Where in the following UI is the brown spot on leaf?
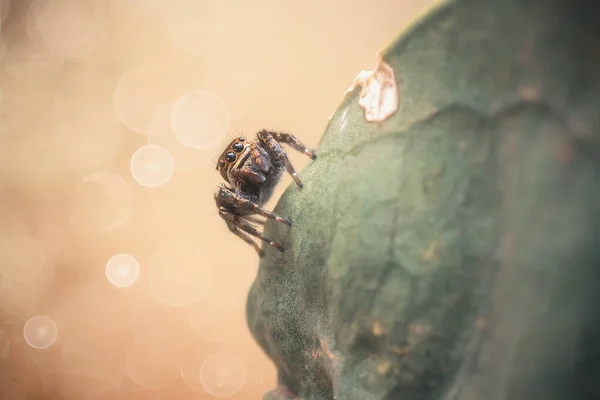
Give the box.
[376,361,392,376]
[422,241,440,262]
[407,322,433,347]
[372,321,385,337]
[319,337,340,365]
[311,349,320,360]
[518,84,539,101]
[475,318,488,330]
[553,141,576,165]
[389,346,409,356]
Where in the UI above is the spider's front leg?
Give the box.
[215,186,292,226]
[256,129,316,188]
[269,131,317,160]
[249,142,271,173]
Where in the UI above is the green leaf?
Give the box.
[247,1,600,399]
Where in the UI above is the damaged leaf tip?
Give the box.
[345,52,399,123]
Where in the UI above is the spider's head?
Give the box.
[216,137,250,185]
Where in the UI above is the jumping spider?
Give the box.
[215,129,316,256]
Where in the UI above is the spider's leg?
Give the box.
[225,221,264,256]
[257,130,305,188]
[269,131,317,160]
[219,208,284,252]
[244,215,266,225]
[249,142,271,172]
[216,186,291,226]
[231,166,266,184]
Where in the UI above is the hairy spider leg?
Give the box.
[270,132,317,160]
[216,186,291,226]
[219,208,284,253]
[249,142,271,172]
[244,215,267,225]
[257,129,315,188]
[225,221,264,256]
[231,166,266,185]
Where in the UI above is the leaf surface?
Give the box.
[248,1,600,399]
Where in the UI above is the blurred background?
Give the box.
[0,0,435,398]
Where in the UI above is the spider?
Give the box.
[214,129,316,256]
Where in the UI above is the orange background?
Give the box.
[0,1,434,399]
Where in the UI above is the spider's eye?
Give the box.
[218,160,225,168]
[238,137,245,142]
[232,142,244,153]
[225,152,236,163]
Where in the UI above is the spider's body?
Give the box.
[214,129,316,256]
[216,135,284,208]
